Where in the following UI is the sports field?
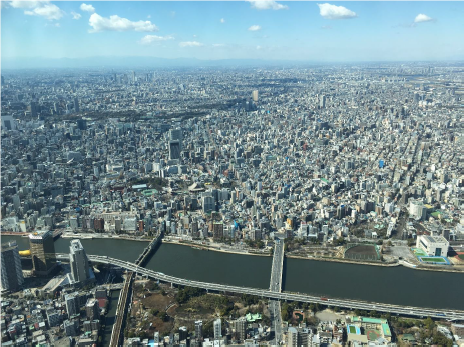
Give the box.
[418,256,450,265]
[348,325,361,335]
[367,329,381,341]
[420,257,446,263]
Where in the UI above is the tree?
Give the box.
[424,317,435,330]
[157,311,168,322]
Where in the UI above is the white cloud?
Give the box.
[414,13,433,23]
[24,3,64,20]
[212,43,225,47]
[220,18,225,23]
[80,3,95,13]
[88,13,159,33]
[9,1,47,9]
[179,41,203,47]
[248,0,288,10]
[248,25,261,31]
[317,3,357,20]
[71,11,81,20]
[139,35,174,45]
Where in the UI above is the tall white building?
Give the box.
[69,240,90,284]
[409,199,427,220]
[252,90,259,102]
[213,318,222,340]
[1,241,24,292]
[416,235,449,257]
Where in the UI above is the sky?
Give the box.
[2,0,464,63]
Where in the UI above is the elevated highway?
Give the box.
[269,238,285,344]
[56,254,464,321]
[270,238,284,293]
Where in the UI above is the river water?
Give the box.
[2,235,463,310]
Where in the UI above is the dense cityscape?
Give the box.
[1,62,464,346]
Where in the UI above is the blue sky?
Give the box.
[2,1,464,62]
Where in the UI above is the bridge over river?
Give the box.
[56,253,464,322]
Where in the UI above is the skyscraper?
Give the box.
[169,140,181,160]
[30,101,38,118]
[1,241,24,292]
[74,97,79,113]
[252,90,259,102]
[69,239,90,284]
[320,95,326,108]
[85,298,100,320]
[65,292,81,317]
[169,128,183,142]
[29,230,57,276]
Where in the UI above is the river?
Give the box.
[2,235,463,310]
[101,290,120,346]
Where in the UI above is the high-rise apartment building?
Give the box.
[169,140,181,160]
[85,298,100,320]
[1,241,24,292]
[69,239,90,284]
[287,327,298,346]
[65,292,81,317]
[320,94,326,108]
[29,230,57,276]
[195,320,203,339]
[213,318,222,340]
[252,90,259,102]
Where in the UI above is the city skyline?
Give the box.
[2,0,464,68]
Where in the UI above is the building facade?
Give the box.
[69,239,90,284]
[29,230,57,276]
[1,241,24,292]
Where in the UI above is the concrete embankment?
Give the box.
[287,254,400,267]
[162,239,272,257]
[61,233,150,242]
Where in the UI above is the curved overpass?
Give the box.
[56,253,464,321]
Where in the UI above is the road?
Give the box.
[270,238,285,293]
[269,238,285,344]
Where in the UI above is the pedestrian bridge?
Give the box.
[55,253,464,321]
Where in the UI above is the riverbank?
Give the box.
[161,239,272,257]
[1,232,29,238]
[286,254,400,267]
[61,233,150,243]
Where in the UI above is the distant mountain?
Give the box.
[1,56,323,70]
